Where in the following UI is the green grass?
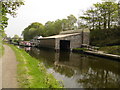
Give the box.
[73,48,88,51]
[99,46,120,55]
[9,44,62,88]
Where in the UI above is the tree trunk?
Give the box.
[108,13,111,29]
[92,13,95,30]
[99,20,101,29]
[104,14,107,29]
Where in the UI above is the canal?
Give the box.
[25,47,120,88]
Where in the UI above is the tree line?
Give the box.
[79,0,119,30]
[22,15,77,40]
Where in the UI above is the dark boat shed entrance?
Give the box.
[60,40,70,51]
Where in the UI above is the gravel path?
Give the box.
[2,45,18,88]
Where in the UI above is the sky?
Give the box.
[4,0,110,37]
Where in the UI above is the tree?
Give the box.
[12,34,20,42]
[22,22,44,40]
[61,19,68,30]
[44,21,55,36]
[60,15,77,30]
[0,1,24,31]
[67,14,77,30]
[82,7,97,30]
[22,15,77,40]
[44,20,63,36]
[98,1,117,29]
[79,0,118,30]
[53,19,63,34]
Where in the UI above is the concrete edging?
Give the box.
[72,49,120,61]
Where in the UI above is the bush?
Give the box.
[99,46,120,55]
[90,27,120,46]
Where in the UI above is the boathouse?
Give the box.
[37,28,90,51]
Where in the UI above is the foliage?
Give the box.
[22,22,44,40]
[73,48,88,51]
[65,14,77,30]
[90,27,120,46]
[79,0,118,30]
[99,45,120,55]
[0,30,7,38]
[22,14,77,40]
[9,44,62,88]
[0,0,24,31]
[12,34,22,42]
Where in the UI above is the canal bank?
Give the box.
[72,48,120,61]
[84,51,120,60]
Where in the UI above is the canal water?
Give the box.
[25,47,120,88]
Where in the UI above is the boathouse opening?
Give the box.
[60,40,70,51]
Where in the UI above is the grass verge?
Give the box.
[73,48,88,51]
[99,45,120,55]
[9,44,62,88]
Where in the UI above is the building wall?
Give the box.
[38,38,55,49]
[55,34,82,50]
[83,32,90,45]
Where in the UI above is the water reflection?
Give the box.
[28,47,120,88]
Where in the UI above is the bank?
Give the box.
[9,44,62,88]
[73,45,120,61]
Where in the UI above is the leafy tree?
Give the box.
[13,34,19,39]
[53,19,63,34]
[12,34,20,42]
[22,22,44,40]
[0,0,24,31]
[98,1,117,29]
[44,21,55,36]
[61,19,68,30]
[79,0,118,30]
[61,15,77,30]
[22,15,77,40]
[67,14,77,30]
[80,7,97,30]
[44,20,63,36]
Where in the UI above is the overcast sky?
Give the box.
[4,0,112,37]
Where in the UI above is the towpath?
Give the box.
[2,45,18,88]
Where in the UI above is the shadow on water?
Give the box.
[24,47,120,88]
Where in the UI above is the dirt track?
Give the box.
[2,45,18,88]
